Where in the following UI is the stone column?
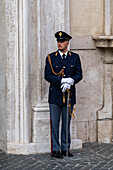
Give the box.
[6,0,32,154]
[19,0,31,144]
[6,0,20,144]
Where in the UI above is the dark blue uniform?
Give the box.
[45,31,83,158]
[45,50,83,154]
[45,50,83,105]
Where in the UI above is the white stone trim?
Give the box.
[19,0,31,144]
[6,0,19,143]
[64,0,70,34]
[19,0,24,144]
[15,0,19,143]
[6,0,31,145]
[105,0,110,35]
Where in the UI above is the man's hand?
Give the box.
[61,83,71,92]
[61,78,74,85]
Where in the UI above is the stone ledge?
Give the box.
[33,105,49,112]
[92,36,113,48]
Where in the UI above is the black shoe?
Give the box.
[51,151,63,159]
[61,150,73,157]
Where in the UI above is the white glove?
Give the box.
[61,83,71,92]
[61,78,74,86]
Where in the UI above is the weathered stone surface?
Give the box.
[71,139,82,149]
[98,120,112,143]
[0,1,6,151]
[73,49,104,121]
[70,0,104,36]
[72,120,97,143]
[0,0,113,155]
[7,143,51,154]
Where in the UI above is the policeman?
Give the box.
[44,31,83,158]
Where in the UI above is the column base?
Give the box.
[7,139,82,155]
[7,143,51,155]
[71,139,82,149]
[0,140,7,152]
[32,105,82,154]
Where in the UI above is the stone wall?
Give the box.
[70,0,104,36]
[70,0,113,143]
[111,0,113,34]
[0,1,7,151]
[70,0,104,142]
[0,0,113,154]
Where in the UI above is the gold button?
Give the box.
[64,75,66,77]
[63,66,65,68]
[71,65,73,67]
[56,66,58,68]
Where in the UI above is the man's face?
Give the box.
[57,40,69,52]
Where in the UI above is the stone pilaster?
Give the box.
[0,1,7,151]
[92,0,113,143]
[6,0,32,153]
[32,0,82,153]
[105,0,110,35]
[6,0,20,144]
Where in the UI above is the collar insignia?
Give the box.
[69,52,71,56]
[55,52,58,56]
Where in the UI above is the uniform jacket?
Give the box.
[44,50,83,106]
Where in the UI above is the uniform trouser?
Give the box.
[49,104,73,152]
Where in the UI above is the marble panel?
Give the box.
[70,0,104,36]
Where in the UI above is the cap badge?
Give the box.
[59,32,62,37]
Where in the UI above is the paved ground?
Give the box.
[1,142,113,169]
